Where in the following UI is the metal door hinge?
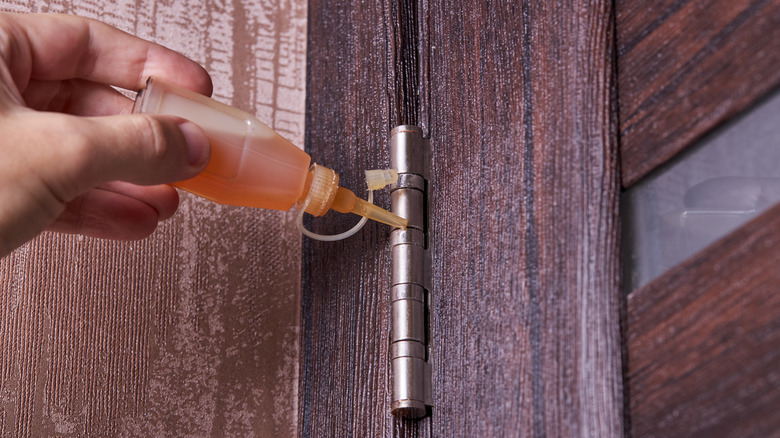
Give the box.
[389,125,432,419]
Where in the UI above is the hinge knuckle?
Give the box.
[389,125,432,418]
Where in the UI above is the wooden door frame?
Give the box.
[300,0,623,436]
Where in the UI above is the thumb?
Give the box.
[0,111,209,255]
[73,114,211,190]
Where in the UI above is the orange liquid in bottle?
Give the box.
[133,77,311,210]
[172,130,311,210]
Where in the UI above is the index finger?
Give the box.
[3,13,212,95]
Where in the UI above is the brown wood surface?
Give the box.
[0,1,307,436]
[300,0,624,436]
[627,204,780,438]
[298,0,411,435]
[617,0,780,187]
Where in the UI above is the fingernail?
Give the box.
[177,121,211,167]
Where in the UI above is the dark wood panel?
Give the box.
[427,1,624,436]
[302,0,623,435]
[617,0,780,187]
[298,0,430,436]
[627,204,780,438]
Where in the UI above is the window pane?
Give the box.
[623,87,780,292]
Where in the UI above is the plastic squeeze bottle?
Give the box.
[132,77,407,230]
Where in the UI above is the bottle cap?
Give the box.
[301,164,339,217]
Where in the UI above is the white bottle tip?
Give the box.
[365,169,399,190]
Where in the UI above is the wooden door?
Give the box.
[301,0,779,436]
[618,0,780,437]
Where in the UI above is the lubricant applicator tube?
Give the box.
[132,77,407,229]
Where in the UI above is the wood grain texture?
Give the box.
[0,1,307,436]
[300,0,624,436]
[617,0,780,187]
[626,203,780,438]
[427,1,623,436]
[298,0,412,435]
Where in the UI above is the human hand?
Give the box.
[0,13,213,257]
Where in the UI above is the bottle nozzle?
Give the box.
[350,196,408,229]
[298,164,407,229]
[331,186,408,229]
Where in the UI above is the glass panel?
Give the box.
[623,87,780,292]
